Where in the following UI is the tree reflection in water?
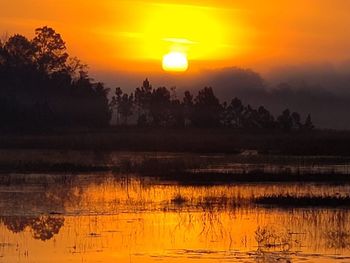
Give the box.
[254,225,295,263]
[0,173,350,262]
[0,216,64,241]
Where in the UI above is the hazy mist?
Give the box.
[92,63,350,129]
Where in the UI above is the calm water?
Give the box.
[0,173,350,263]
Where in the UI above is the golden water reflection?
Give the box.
[0,174,349,262]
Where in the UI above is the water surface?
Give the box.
[0,173,350,262]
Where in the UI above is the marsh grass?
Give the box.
[171,194,188,205]
[169,193,247,210]
[113,156,203,175]
[255,194,350,208]
[110,155,350,184]
[325,231,350,249]
[1,155,350,184]
[255,226,294,251]
[170,193,350,211]
[0,161,109,174]
[1,145,350,185]
[3,128,350,155]
[0,173,78,186]
[178,170,350,184]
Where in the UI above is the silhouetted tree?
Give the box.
[257,106,275,129]
[110,87,123,125]
[304,114,314,130]
[291,112,302,130]
[66,56,87,79]
[3,35,34,68]
[182,91,194,127]
[92,82,112,126]
[0,26,315,132]
[221,101,229,126]
[135,79,153,126]
[32,26,68,74]
[169,98,185,127]
[119,93,134,125]
[192,87,222,127]
[150,87,171,126]
[226,97,244,128]
[0,26,111,130]
[277,109,293,131]
[241,105,260,129]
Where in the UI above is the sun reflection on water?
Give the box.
[0,174,349,262]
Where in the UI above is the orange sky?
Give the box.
[1,0,350,73]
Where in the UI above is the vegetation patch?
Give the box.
[255,195,350,208]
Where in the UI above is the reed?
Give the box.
[255,194,350,207]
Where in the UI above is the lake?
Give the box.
[0,171,350,263]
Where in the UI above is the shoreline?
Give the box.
[1,128,350,155]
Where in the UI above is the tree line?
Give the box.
[0,26,111,130]
[0,26,314,131]
[110,79,314,130]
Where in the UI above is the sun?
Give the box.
[162,52,189,72]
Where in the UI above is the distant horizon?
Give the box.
[89,62,350,91]
[90,63,350,130]
[2,25,350,129]
[2,0,350,130]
